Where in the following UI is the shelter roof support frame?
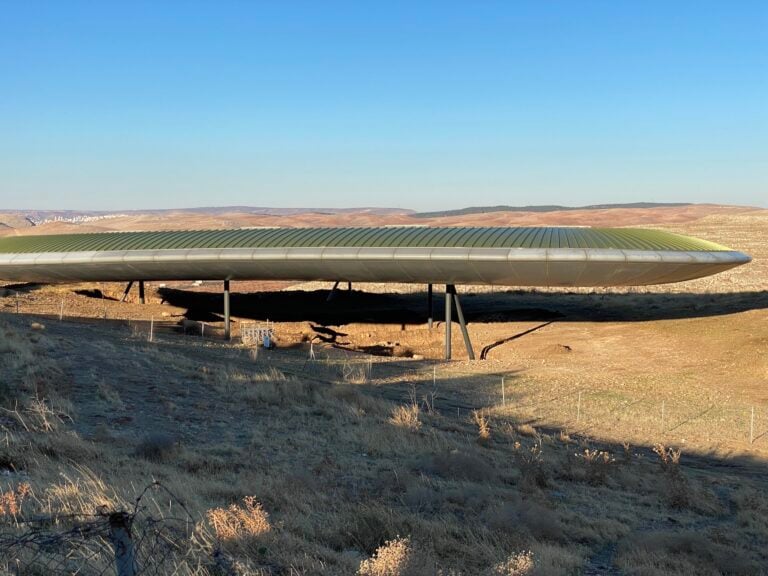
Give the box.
[427,283,433,330]
[224,280,231,341]
[444,284,475,361]
[120,281,134,303]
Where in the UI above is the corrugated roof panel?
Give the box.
[0,226,736,253]
[265,228,298,248]
[402,227,433,247]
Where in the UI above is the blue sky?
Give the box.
[1,1,766,210]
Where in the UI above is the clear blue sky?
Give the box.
[1,1,766,211]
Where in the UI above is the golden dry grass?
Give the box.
[1,206,767,574]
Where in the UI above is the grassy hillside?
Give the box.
[1,313,767,575]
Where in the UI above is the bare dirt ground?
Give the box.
[1,204,767,575]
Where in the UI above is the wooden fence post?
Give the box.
[108,512,136,576]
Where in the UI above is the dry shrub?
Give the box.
[652,444,690,509]
[0,482,31,519]
[427,450,496,482]
[616,531,758,576]
[490,550,534,575]
[134,433,180,462]
[653,443,681,470]
[473,410,491,444]
[358,536,412,576]
[357,536,433,576]
[575,449,615,485]
[390,404,421,431]
[207,496,271,541]
[513,441,548,489]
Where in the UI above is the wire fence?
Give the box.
[0,288,233,342]
[3,287,766,451]
[283,349,768,451]
[0,483,228,576]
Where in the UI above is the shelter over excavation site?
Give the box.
[0,226,750,286]
[0,226,750,359]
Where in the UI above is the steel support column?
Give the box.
[444,284,452,360]
[445,284,475,361]
[223,279,231,340]
[427,283,433,329]
[327,281,340,302]
[120,281,134,303]
[451,285,475,360]
[138,281,145,304]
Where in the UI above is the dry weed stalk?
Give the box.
[207,496,271,541]
[577,448,616,485]
[27,396,64,432]
[472,410,491,444]
[653,443,682,470]
[513,440,547,489]
[652,444,689,509]
[0,482,32,520]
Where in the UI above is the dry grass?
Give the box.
[389,404,422,431]
[207,496,271,541]
[1,240,767,576]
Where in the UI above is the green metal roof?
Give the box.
[0,226,732,253]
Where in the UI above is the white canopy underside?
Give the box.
[0,247,749,286]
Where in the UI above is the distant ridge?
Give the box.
[413,202,692,218]
[2,206,413,225]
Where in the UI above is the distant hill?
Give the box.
[413,203,693,218]
[3,206,413,225]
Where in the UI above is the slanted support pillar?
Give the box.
[120,281,134,303]
[444,284,475,361]
[223,280,231,341]
[444,284,452,360]
[327,281,340,302]
[138,281,145,304]
[451,285,475,360]
[427,283,433,330]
